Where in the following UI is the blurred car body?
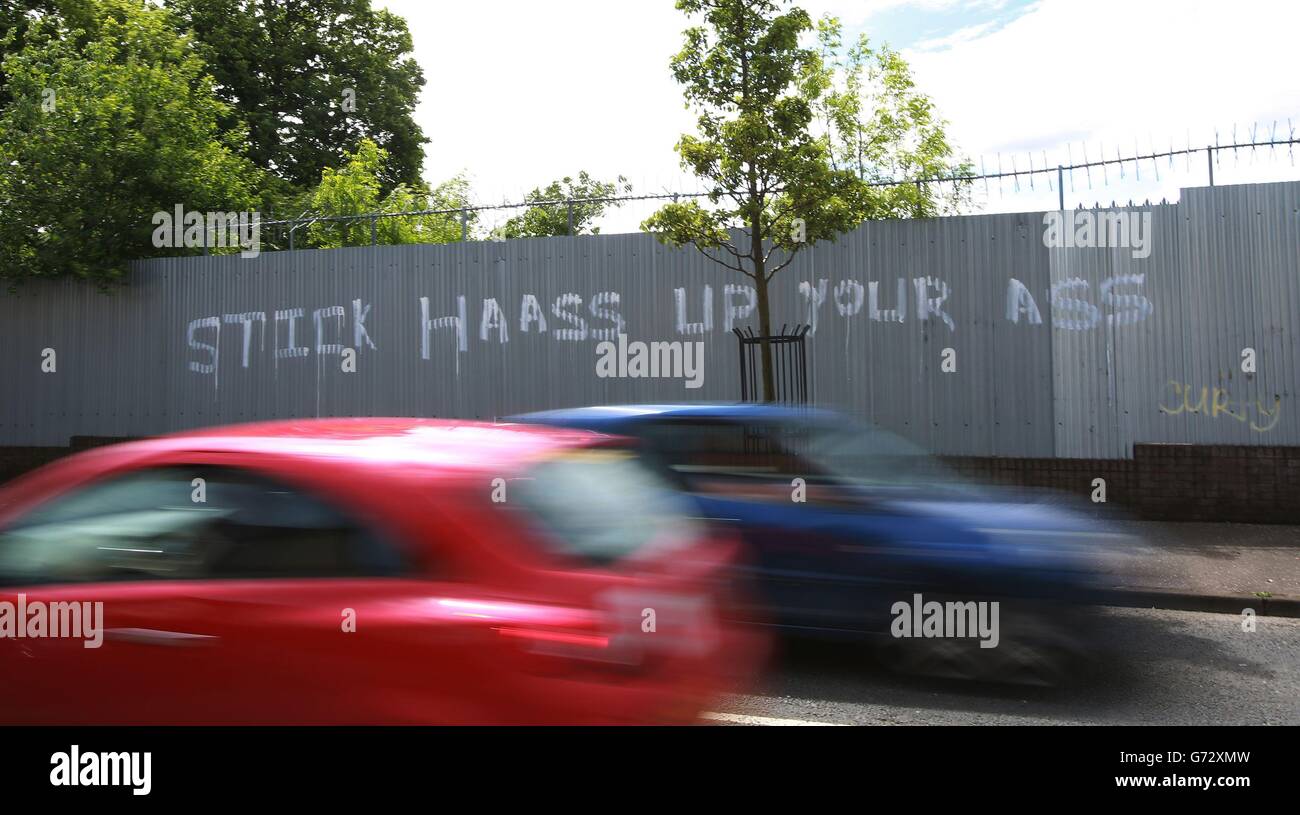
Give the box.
[0,418,760,724]
[512,404,1122,684]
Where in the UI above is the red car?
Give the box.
[0,418,761,724]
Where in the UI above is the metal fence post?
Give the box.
[1057,165,1065,211]
[566,201,574,235]
[460,209,468,242]
[1207,145,1215,186]
[370,215,377,246]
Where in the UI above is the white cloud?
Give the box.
[376,0,1300,226]
[913,20,1000,51]
[811,0,1012,26]
[902,0,1300,210]
[376,0,697,230]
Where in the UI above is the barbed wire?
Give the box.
[255,130,1300,248]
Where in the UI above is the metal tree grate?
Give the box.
[733,324,810,404]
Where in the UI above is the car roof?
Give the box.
[512,403,842,427]
[82,418,613,475]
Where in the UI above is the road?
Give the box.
[708,608,1300,725]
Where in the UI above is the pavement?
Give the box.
[1096,521,1300,617]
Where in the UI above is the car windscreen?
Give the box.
[800,421,975,492]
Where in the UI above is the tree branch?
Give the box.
[697,244,751,277]
[765,244,805,280]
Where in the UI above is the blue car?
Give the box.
[511,404,1121,684]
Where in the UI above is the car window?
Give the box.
[0,466,409,586]
[636,417,971,504]
[639,419,807,478]
[512,447,703,566]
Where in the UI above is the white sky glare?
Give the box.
[377,0,1300,231]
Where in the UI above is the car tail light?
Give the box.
[485,606,646,670]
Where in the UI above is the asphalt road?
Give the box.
[708,607,1300,725]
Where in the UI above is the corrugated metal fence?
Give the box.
[1,180,1295,458]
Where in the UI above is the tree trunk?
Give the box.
[753,251,775,402]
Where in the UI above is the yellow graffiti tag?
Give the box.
[1159,380,1283,432]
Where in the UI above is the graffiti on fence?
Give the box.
[183,276,1154,381]
[1158,380,1283,432]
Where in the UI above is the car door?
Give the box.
[0,467,235,722]
[631,421,873,631]
[0,463,514,724]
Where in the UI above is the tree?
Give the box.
[304,138,473,249]
[165,0,428,195]
[642,0,968,400]
[0,0,265,286]
[492,172,632,238]
[0,1,97,110]
[800,16,971,218]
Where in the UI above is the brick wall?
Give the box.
[940,444,1300,524]
[0,436,132,485]
[0,446,68,484]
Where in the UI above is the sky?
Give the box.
[376,0,1300,233]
